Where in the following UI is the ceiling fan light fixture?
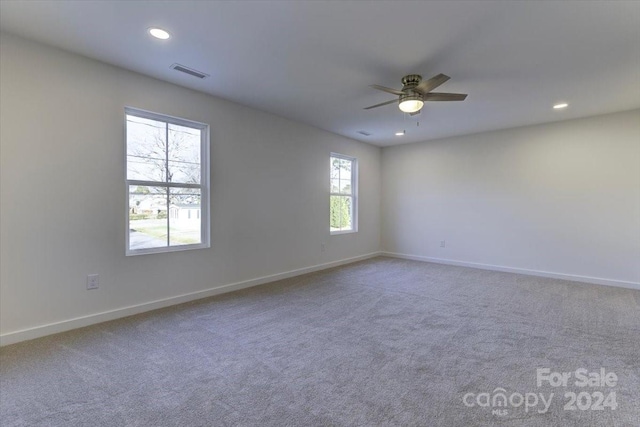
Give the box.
[364,73,466,114]
[398,94,424,113]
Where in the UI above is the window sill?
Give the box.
[126,242,210,256]
[330,229,357,236]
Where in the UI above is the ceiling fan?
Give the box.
[364,73,467,115]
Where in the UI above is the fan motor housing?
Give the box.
[401,74,422,90]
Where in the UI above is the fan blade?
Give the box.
[370,84,405,96]
[424,92,467,101]
[414,73,450,94]
[363,99,398,110]
[409,110,421,116]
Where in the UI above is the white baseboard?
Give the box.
[381,252,640,291]
[0,252,381,347]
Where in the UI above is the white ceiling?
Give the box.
[1,1,639,146]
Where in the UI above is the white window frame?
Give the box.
[125,107,210,255]
[330,153,358,235]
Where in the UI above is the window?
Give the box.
[125,107,209,255]
[330,153,357,234]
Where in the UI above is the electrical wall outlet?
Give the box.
[321,243,326,253]
[87,274,99,290]
[440,240,446,248]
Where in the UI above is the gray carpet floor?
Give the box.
[1,257,639,426]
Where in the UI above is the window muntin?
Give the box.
[330,153,357,234]
[125,108,209,255]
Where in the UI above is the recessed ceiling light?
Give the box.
[395,131,405,136]
[553,103,569,109]
[148,27,171,40]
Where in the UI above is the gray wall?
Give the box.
[382,109,640,286]
[0,33,381,338]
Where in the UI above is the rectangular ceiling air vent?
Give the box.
[170,63,209,79]
[357,131,372,136]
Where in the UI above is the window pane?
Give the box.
[330,158,341,179]
[126,115,167,182]
[339,179,352,194]
[168,124,201,184]
[330,154,356,234]
[339,158,352,174]
[330,195,352,232]
[331,178,340,193]
[343,196,353,230]
[126,109,209,255]
[169,188,202,246]
[129,185,168,250]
